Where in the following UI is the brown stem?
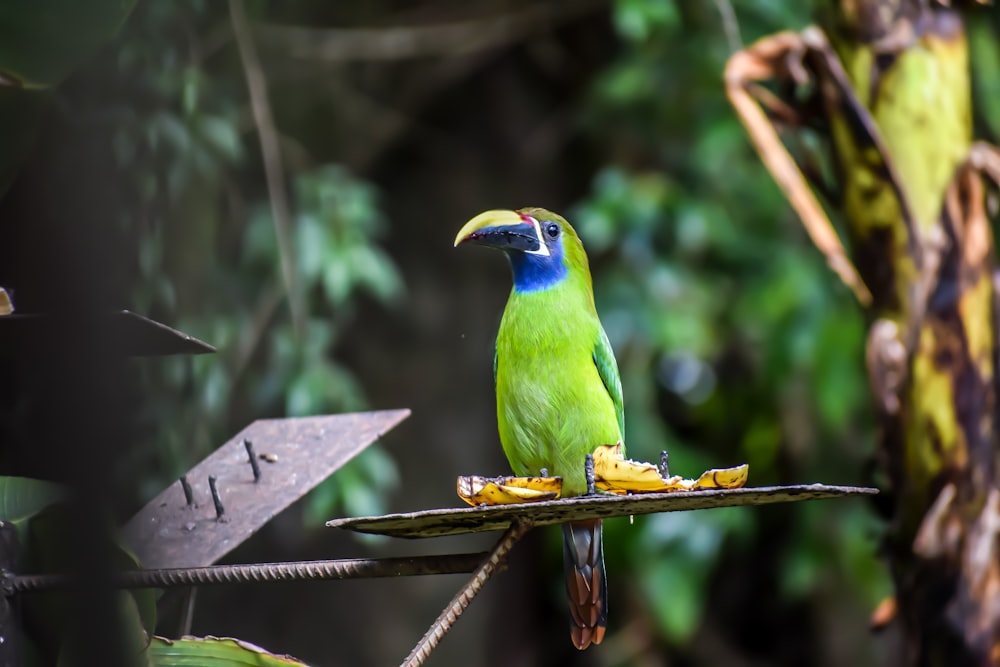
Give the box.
[229,0,304,336]
[255,0,607,63]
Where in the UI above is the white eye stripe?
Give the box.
[522,215,551,257]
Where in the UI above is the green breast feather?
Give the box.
[493,284,623,496]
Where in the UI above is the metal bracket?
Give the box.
[123,409,410,569]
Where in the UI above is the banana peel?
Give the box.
[457,475,562,506]
[0,287,12,315]
[594,443,748,494]
[456,444,747,505]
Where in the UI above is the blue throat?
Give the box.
[508,248,567,293]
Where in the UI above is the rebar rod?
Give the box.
[400,520,532,667]
[4,552,488,594]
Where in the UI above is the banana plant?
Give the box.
[725,1,1000,663]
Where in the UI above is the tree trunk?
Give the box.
[726,1,1000,663]
[821,3,1000,663]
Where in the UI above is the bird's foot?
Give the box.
[591,442,749,494]
[585,453,596,495]
[456,474,562,506]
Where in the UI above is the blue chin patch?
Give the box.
[508,245,567,293]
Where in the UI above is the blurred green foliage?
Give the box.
[0,477,157,665]
[573,2,999,660]
[14,0,995,663]
[0,0,137,193]
[573,0,894,650]
[111,0,401,523]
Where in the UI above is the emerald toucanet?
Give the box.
[454,207,623,649]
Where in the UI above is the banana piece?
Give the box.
[686,464,749,489]
[593,443,748,493]
[456,443,747,505]
[593,443,674,492]
[457,475,562,506]
[0,287,12,316]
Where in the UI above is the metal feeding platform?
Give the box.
[327,483,876,539]
[326,480,876,666]
[1,401,877,667]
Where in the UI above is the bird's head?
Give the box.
[454,207,589,293]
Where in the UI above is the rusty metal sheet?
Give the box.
[327,483,877,539]
[0,310,215,356]
[124,410,410,568]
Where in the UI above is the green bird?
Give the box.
[454,207,623,649]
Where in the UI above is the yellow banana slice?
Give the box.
[0,287,12,316]
[593,443,748,493]
[685,465,749,489]
[593,443,672,492]
[457,475,563,506]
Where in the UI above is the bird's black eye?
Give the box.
[545,223,560,239]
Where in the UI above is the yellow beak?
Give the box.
[453,209,525,247]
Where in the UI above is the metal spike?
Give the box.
[208,475,225,520]
[584,454,596,496]
[243,439,261,482]
[180,475,194,506]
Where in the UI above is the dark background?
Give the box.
[2,1,999,665]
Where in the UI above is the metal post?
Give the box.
[400,520,532,667]
[0,522,20,667]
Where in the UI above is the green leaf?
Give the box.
[196,115,242,163]
[352,246,403,303]
[322,257,352,306]
[0,476,66,523]
[149,636,310,666]
[21,506,157,663]
[114,541,158,647]
[295,214,331,284]
[613,0,679,42]
[0,0,138,88]
[969,17,1000,142]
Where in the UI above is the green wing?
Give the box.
[593,325,624,438]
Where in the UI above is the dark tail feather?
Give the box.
[562,519,607,650]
